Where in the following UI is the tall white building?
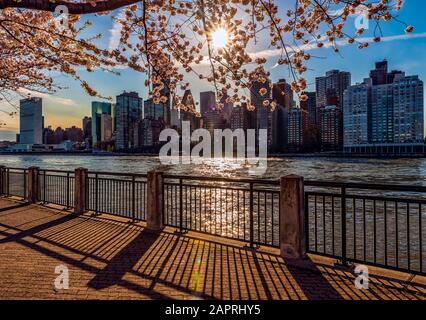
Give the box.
[343,82,371,147]
[19,97,43,144]
[343,62,425,154]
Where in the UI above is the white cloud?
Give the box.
[108,9,125,52]
[253,32,426,64]
[18,89,77,107]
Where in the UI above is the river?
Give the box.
[0,154,426,185]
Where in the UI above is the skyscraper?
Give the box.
[370,60,389,85]
[315,70,351,110]
[100,114,113,142]
[19,97,43,145]
[393,76,424,143]
[343,82,371,147]
[181,89,201,130]
[82,116,91,138]
[251,80,273,147]
[200,91,216,117]
[371,83,394,143]
[115,91,143,150]
[320,105,342,151]
[316,70,350,151]
[272,79,293,109]
[91,101,112,147]
[144,98,166,120]
[287,108,309,150]
[343,61,424,153]
[300,92,317,125]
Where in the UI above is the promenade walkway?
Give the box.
[0,198,424,300]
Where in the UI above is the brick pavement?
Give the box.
[0,198,424,300]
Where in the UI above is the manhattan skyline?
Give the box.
[1,1,426,141]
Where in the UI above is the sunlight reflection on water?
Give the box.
[1,154,426,184]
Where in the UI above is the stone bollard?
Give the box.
[146,170,164,231]
[74,167,88,214]
[280,175,306,259]
[27,167,39,203]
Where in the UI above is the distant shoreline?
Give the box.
[1,151,426,159]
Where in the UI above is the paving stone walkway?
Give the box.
[0,198,425,300]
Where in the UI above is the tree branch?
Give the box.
[0,0,141,14]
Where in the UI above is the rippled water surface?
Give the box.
[1,154,426,184]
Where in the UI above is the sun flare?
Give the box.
[211,28,228,49]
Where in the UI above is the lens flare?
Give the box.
[211,28,228,49]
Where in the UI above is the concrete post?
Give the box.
[280,175,306,259]
[74,167,88,214]
[27,167,39,203]
[0,166,4,196]
[146,170,164,231]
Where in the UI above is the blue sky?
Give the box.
[1,1,426,141]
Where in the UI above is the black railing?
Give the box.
[1,167,27,199]
[86,171,147,221]
[39,169,74,208]
[305,181,426,275]
[163,175,280,247]
[1,165,425,276]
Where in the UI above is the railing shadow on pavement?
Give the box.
[0,204,424,300]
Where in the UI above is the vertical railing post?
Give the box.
[249,182,254,247]
[280,175,306,259]
[6,168,10,196]
[341,187,347,265]
[179,178,183,232]
[74,168,88,214]
[0,166,5,196]
[146,170,164,231]
[132,175,136,221]
[43,170,46,203]
[23,169,27,199]
[95,173,99,214]
[27,167,39,203]
[66,172,70,209]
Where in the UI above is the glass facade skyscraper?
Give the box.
[91,101,112,146]
[19,97,43,145]
[115,91,143,150]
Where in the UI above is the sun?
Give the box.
[211,28,228,49]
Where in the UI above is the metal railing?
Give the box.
[1,167,27,198]
[86,171,148,221]
[1,165,425,275]
[163,175,280,247]
[305,181,426,275]
[39,169,74,208]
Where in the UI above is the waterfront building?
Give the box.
[251,80,273,147]
[180,89,201,131]
[115,91,143,150]
[200,91,216,117]
[343,61,424,154]
[203,108,227,135]
[320,105,342,151]
[287,108,309,150]
[82,117,92,139]
[19,97,43,145]
[100,114,113,142]
[91,101,112,146]
[343,82,371,147]
[315,70,351,110]
[65,126,84,142]
[273,79,293,109]
[300,92,317,125]
[393,75,424,143]
[144,98,166,121]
